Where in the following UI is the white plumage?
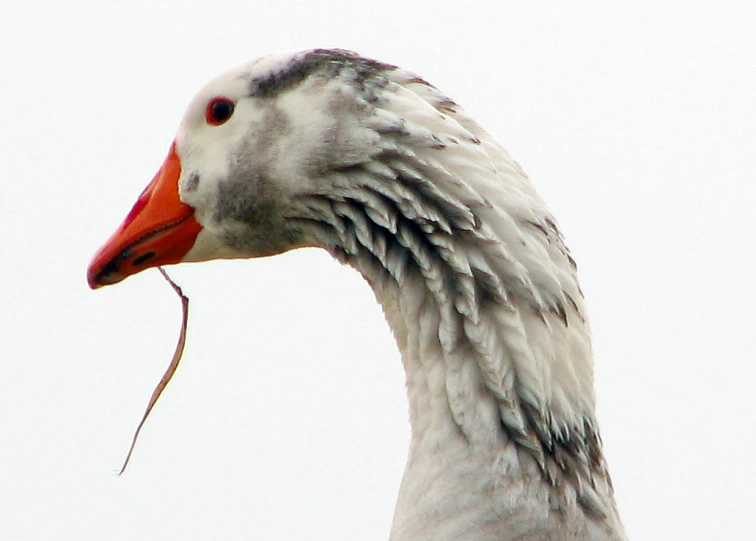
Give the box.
[89,49,627,541]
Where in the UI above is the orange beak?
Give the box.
[87,142,202,289]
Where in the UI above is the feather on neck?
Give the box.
[217,49,625,539]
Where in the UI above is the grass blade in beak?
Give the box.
[118,267,189,475]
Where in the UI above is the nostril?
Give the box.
[100,259,121,277]
[133,252,156,266]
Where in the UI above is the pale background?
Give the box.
[2,1,754,540]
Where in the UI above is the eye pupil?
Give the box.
[212,101,233,121]
[206,98,235,125]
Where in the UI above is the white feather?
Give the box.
[173,49,626,541]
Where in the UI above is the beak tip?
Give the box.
[86,263,103,290]
[87,254,126,290]
[87,275,101,290]
[87,143,199,291]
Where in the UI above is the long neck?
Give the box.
[295,184,624,540]
[282,73,625,537]
[375,274,570,540]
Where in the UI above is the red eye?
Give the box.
[205,97,235,125]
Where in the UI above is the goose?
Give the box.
[87,49,627,541]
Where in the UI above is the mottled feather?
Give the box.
[174,49,627,541]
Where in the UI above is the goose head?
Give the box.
[88,49,383,288]
[86,49,627,538]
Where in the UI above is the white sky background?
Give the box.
[2,1,755,539]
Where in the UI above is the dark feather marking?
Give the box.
[404,75,433,87]
[433,97,459,114]
[565,293,585,322]
[301,150,607,518]
[524,219,549,238]
[567,252,578,270]
[250,49,396,99]
[552,298,568,326]
[213,106,302,253]
[521,400,607,519]
[523,218,579,277]
[184,172,200,192]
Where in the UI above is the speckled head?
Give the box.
[85,50,626,534]
[87,49,399,288]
